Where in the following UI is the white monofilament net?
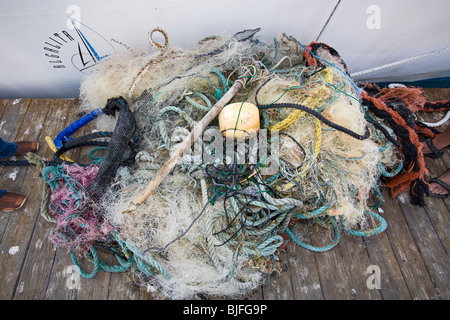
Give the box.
[75,30,400,299]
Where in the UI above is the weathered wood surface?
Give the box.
[0,89,448,300]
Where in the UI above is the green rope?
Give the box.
[343,209,387,237]
[71,247,100,279]
[285,216,340,252]
[70,245,136,279]
[89,147,107,163]
[124,239,172,280]
[210,67,228,95]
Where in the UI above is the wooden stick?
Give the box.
[124,70,252,213]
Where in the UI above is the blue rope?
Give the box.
[254,235,284,257]
[285,216,340,252]
[210,68,228,97]
[89,146,107,164]
[54,108,104,149]
[370,182,384,209]
[71,247,100,279]
[70,246,136,279]
[295,205,330,219]
[343,209,387,237]
[378,161,403,178]
[264,37,279,67]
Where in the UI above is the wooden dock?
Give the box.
[0,88,449,300]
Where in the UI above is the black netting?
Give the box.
[87,97,138,200]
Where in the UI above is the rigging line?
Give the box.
[315,0,342,42]
[69,16,111,62]
[69,16,97,63]
[351,47,450,78]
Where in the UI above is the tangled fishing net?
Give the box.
[33,28,450,299]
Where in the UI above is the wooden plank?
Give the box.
[296,221,354,300]
[0,99,31,299]
[378,190,438,299]
[429,132,450,255]
[107,272,141,300]
[421,88,450,102]
[0,99,30,299]
[287,243,324,299]
[395,190,449,299]
[246,285,264,300]
[0,99,30,131]
[138,283,171,300]
[34,99,80,300]
[0,98,32,200]
[73,256,111,300]
[416,88,450,299]
[0,98,31,154]
[337,232,382,300]
[281,221,363,300]
[261,251,294,299]
[414,89,450,255]
[13,99,76,299]
[0,99,12,119]
[311,251,351,300]
[362,200,411,300]
[423,152,450,252]
[6,99,53,300]
[0,98,31,205]
[365,87,450,300]
[421,144,450,299]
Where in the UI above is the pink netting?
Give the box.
[47,163,115,254]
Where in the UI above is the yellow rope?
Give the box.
[312,117,322,161]
[268,68,333,192]
[268,67,333,131]
[45,136,74,162]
